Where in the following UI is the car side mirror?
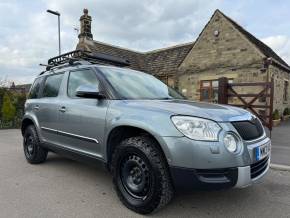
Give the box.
[76,84,106,99]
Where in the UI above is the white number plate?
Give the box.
[255,141,271,161]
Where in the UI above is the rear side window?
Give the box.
[28,77,44,99]
[42,73,64,97]
[68,69,100,97]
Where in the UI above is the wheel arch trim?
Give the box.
[21,114,40,137]
[105,124,173,168]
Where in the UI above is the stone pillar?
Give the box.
[78,8,93,40]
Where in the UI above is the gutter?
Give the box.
[268,58,290,73]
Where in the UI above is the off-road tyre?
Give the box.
[23,125,48,164]
[111,136,174,214]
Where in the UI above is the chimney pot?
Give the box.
[78,8,93,40]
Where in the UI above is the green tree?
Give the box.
[0,88,5,118]
[1,92,16,121]
[13,92,26,119]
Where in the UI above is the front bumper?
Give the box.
[156,120,271,191]
[235,155,270,188]
[170,155,270,192]
[160,135,270,169]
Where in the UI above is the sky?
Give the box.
[0,0,290,85]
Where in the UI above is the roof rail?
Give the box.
[46,49,130,71]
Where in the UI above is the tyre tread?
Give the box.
[24,125,48,164]
[111,136,173,214]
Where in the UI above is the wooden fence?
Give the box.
[218,77,274,131]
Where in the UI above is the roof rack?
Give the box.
[45,49,130,71]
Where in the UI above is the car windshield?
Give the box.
[99,67,185,100]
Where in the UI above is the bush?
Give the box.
[0,90,26,129]
[0,88,5,118]
[272,109,280,120]
[1,92,16,122]
[283,108,290,116]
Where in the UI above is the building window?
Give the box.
[156,75,175,88]
[284,80,289,102]
[200,79,233,103]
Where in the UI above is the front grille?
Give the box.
[250,156,269,179]
[231,118,264,140]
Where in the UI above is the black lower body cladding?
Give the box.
[170,166,238,192]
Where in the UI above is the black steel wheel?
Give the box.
[120,153,152,200]
[112,136,173,214]
[24,134,35,158]
[23,125,48,164]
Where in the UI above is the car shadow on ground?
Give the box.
[45,153,110,179]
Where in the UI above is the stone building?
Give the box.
[76,9,290,115]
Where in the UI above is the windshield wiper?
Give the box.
[156,97,173,100]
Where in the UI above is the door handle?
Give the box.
[59,106,66,113]
[34,105,40,110]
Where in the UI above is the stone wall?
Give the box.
[177,63,290,118]
[179,11,264,75]
[176,10,290,117]
[270,65,290,115]
[177,66,267,101]
[177,10,267,104]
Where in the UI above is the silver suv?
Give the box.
[22,50,271,214]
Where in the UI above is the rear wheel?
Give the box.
[111,136,173,214]
[23,125,48,164]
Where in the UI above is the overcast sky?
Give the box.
[0,0,290,84]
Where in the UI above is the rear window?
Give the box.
[42,73,64,98]
[28,77,44,99]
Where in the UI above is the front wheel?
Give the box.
[111,136,173,214]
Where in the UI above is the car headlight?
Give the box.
[224,133,239,153]
[171,116,221,141]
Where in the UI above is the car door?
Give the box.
[37,72,65,145]
[57,68,109,159]
[26,76,45,134]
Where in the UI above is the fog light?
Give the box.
[224,133,238,153]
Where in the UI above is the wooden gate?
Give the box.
[218,77,274,131]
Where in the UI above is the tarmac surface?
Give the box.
[0,129,290,218]
[270,119,290,166]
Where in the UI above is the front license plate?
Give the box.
[255,142,271,161]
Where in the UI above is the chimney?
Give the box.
[10,82,16,89]
[78,8,93,40]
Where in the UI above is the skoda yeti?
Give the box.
[21,51,271,214]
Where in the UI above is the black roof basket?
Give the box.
[47,49,130,70]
